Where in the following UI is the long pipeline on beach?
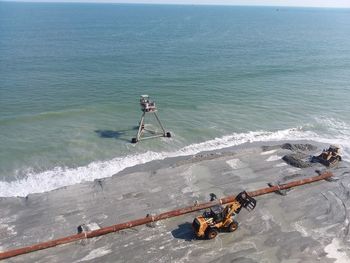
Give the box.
[0,171,333,260]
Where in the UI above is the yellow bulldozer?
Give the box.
[312,145,342,167]
[192,192,256,239]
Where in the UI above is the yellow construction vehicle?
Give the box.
[192,192,256,239]
[312,145,342,167]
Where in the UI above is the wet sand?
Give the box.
[1,140,349,263]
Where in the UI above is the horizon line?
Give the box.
[2,0,350,9]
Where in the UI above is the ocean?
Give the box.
[0,2,350,197]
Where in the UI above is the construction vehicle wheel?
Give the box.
[206,228,218,239]
[131,138,137,143]
[228,221,238,232]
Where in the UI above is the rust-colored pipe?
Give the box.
[247,171,333,197]
[0,171,333,260]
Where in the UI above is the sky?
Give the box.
[2,0,350,8]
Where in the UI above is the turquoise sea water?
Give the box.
[1,3,350,196]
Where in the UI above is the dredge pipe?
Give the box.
[0,171,333,260]
[247,170,333,197]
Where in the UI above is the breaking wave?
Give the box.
[0,123,349,197]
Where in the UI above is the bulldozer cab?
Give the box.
[209,205,225,222]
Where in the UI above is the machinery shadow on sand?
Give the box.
[171,222,196,241]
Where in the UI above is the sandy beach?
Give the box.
[1,140,349,262]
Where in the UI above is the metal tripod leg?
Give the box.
[153,112,166,136]
[136,112,145,141]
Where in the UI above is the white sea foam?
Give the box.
[325,238,350,263]
[0,216,17,237]
[0,126,349,197]
[260,150,277,155]
[284,167,301,173]
[226,159,245,169]
[77,246,112,262]
[266,155,281,162]
[275,163,288,167]
[292,221,309,237]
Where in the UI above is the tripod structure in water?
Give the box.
[131,95,171,143]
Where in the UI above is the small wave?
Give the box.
[314,117,350,136]
[0,126,347,197]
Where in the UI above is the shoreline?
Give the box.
[1,138,329,199]
[1,122,350,198]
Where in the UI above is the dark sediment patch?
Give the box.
[281,143,317,152]
[262,143,317,153]
[282,153,313,168]
[262,143,318,168]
